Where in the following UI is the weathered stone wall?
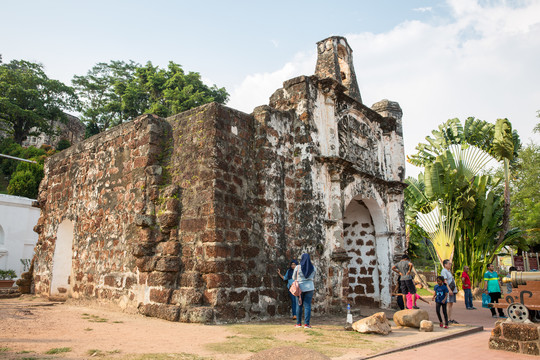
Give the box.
[32,36,406,323]
[33,114,170,309]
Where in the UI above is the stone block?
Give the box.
[180,272,202,288]
[204,273,231,289]
[501,323,539,341]
[135,256,156,272]
[158,211,179,229]
[149,288,172,303]
[185,306,214,323]
[419,320,433,332]
[158,241,181,256]
[171,288,203,306]
[521,341,540,356]
[138,303,180,322]
[491,323,501,338]
[489,337,520,353]
[148,271,176,286]
[155,256,181,272]
[135,214,155,227]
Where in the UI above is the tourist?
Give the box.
[432,276,449,328]
[484,263,506,318]
[392,275,406,310]
[461,266,476,310]
[392,254,419,309]
[293,253,316,329]
[277,259,299,319]
[441,259,459,324]
[506,266,516,294]
[406,292,431,309]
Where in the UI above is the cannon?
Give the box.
[491,271,540,322]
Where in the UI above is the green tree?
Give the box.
[0,59,78,144]
[510,123,540,248]
[55,138,71,151]
[73,61,229,132]
[7,162,44,198]
[0,138,51,195]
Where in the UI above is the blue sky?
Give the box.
[2,0,539,177]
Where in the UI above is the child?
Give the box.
[432,275,449,328]
[406,292,431,309]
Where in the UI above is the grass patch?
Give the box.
[0,347,10,352]
[88,349,122,357]
[84,328,93,331]
[45,347,72,354]
[113,320,124,323]
[17,350,32,354]
[120,353,207,360]
[205,323,395,357]
[87,349,104,357]
[417,287,433,296]
[82,314,108,323]
[21,357,38,360]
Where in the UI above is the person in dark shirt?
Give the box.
[392,254,419,309]
[432,276,449,328]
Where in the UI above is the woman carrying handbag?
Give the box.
[292,253,316,329]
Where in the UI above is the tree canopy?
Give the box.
[73,61,229,134]
[0,59,77,144]
[0,137,54,198]
[510,117,540,249]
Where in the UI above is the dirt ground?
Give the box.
[0,296,478,360]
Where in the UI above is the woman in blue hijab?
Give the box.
[292,253,316,328]
[277,259,299,319]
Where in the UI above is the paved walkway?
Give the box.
[374,298,537,359]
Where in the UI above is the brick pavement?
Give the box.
[373,298,538,359]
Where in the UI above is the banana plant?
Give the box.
[405,122,521,285]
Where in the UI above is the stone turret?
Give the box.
[315,36,362,103]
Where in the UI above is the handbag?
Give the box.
[289,270,302,304]
[289,280,301,297]
[482,293,491,308]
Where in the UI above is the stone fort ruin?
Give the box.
[32,36,406,323]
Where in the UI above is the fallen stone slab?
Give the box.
[393,309,429,328]
[352,312,392,335]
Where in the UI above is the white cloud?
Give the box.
[229,0,540,178]
[228,51,315,112]
[413,7,432,12]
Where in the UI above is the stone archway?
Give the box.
[343,198,381,306]
[50,219,74,297]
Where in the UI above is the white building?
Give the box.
[0,194,40,280]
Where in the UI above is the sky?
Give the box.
[2,0,539,177]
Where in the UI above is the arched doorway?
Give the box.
[342,198,380,306]
[50,219,74,297]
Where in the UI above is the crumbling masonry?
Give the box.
[32,36,406,323]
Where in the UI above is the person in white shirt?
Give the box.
[441,259,459,324]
